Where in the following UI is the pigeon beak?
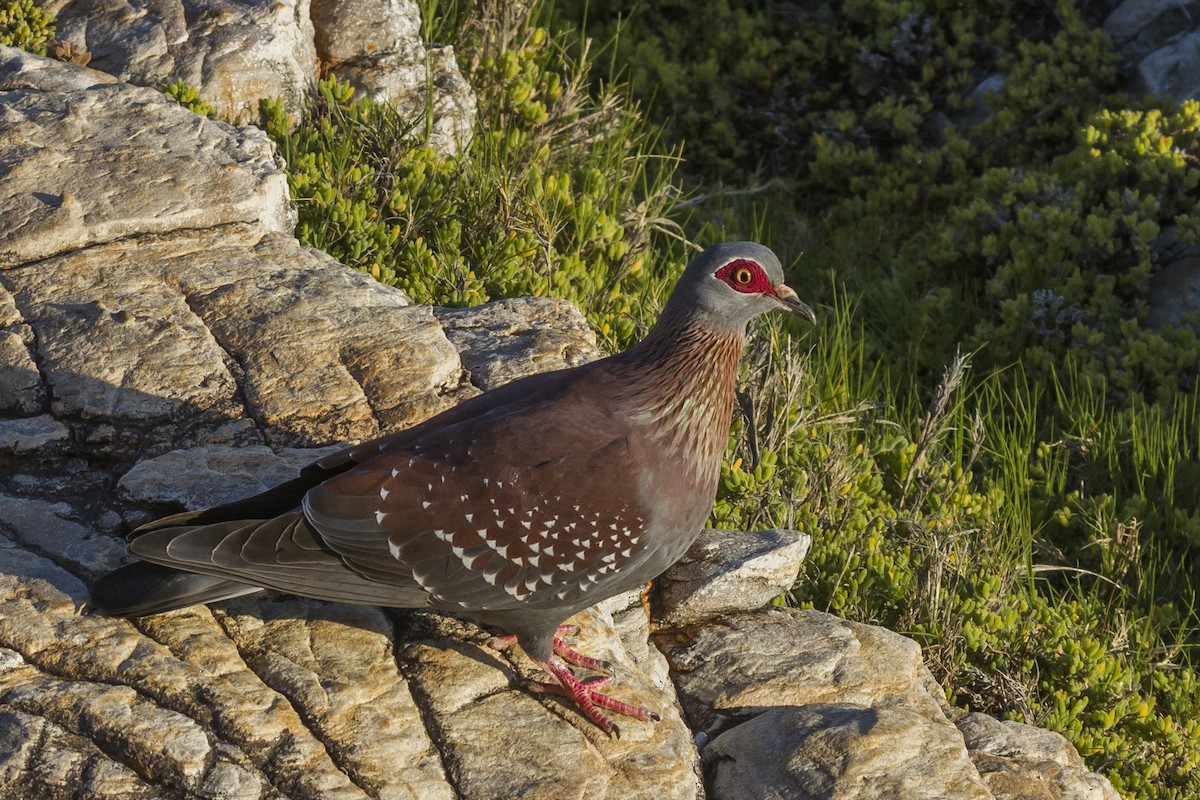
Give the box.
[770,284,817,324]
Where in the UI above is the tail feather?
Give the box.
[90,456,431,617]
[103,514,431,612]
[90,561,262,616]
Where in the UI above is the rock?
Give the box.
[3,225,475,457]
[396,605,701,800]
[0,416,69,456]
[663,608,989,798]
[44,0,475,151]
[0,495,126,582]
[436,297,603,391]
[0,706,164,799]
[1146,227,1200,328]
[310,0,476,153]
[117,444,344,511]
[961,73,1007,128]
[334,44,477,154]
[1133,29,1200,99]
[311,0,421,64]
[0,47,293,267]
[660,608,1120,798]
[654,528,810,627]
[0,322,44,415]
[1104,0,1200,63]
[705,704,991,799]
[958,712,1120,800]
[1103,1,1200,100]
[47,0,318,125]
[662,608,953,738]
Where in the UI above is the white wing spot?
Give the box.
[375,510,386,524]
[521,520,532,530]
[527,554,540,568]
[465,513,474,522]
[422,500,432,510]
[380,487,390,500]
[543,545,555,557]
[388,539,401,558]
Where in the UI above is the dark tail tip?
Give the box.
[91,561,260,617]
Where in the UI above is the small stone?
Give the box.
[958,712,1119,800]
[655,528,810,627]
[0,415,69,455]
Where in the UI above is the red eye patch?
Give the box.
[715,259,772,294]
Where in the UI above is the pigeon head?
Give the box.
[662,241,816,334]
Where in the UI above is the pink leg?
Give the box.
[484,625,658,734]
[538,656,660,737]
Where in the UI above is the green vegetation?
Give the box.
[0,0,53,54]
[161,78,215,118]
[545,1,1200,796]
[260,11,684,349]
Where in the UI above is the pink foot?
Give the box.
[484,624,657,735]
[538,656,660,737]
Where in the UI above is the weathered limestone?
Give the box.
[43,0,475,148]
[1104,1,1200,100]
[0,48,293,267]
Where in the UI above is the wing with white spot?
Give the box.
[302,368,659,612]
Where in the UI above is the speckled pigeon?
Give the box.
[92,241,816,735]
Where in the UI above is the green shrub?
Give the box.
[0,0,54,54]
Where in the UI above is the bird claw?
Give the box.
[537,656,658,735]
[552,635,616,677]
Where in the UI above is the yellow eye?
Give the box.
[734,266,754,285]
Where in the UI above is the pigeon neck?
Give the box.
[617,306,746,474]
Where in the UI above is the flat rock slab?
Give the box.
[662,608,988,798]
[436,297,603,391]
[1,225,474,457]
[660,608,1114,799]
[0,47,293,266]
[958,712,1119,800]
